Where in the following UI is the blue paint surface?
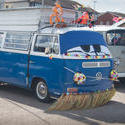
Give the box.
[29,56,113,97]
[0,51,114,98]
[63,59,113,93]
[0,51,27,87]
[29,56,65,95]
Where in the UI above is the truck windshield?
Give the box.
[66,45,111,56]
[60,30,110,56]
[106,30,125,46]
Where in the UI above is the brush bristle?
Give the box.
[48,88,116,111]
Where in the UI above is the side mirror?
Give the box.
[113,57,120,69]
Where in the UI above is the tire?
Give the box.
[35,80,50,102]
[119,78,125,84]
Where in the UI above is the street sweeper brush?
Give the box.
[48,87,116,111]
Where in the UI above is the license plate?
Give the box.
[67,88,78,93]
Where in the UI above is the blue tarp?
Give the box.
[60,30,107,54]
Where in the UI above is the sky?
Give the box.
[73,0,125,13]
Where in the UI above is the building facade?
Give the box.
[3,0,82,9]
[96,12,125,25]
[4,0,29,8]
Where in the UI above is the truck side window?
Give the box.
[119,33,125,46]
[34,35,51,53]
[0,33,4,48]
[4,32,31,51]
[34,35,59,54]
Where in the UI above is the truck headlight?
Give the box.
[73,72,86,85]
[110,70,118,81]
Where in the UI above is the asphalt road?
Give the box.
[0,83,125,125]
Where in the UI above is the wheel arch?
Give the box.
[31,77,47,90]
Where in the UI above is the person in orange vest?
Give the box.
[77,12,89,24]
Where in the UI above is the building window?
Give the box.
[100,21,103,25]
[4,4,12,8]
[30,2,41,7]
[106,21,110,25]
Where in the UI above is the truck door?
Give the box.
[29,34,64,94]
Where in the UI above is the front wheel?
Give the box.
[119,78,125,84]
[35,80,50,102]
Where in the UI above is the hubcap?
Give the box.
[36,81,47,100]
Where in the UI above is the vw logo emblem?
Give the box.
[96,72,102,80]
